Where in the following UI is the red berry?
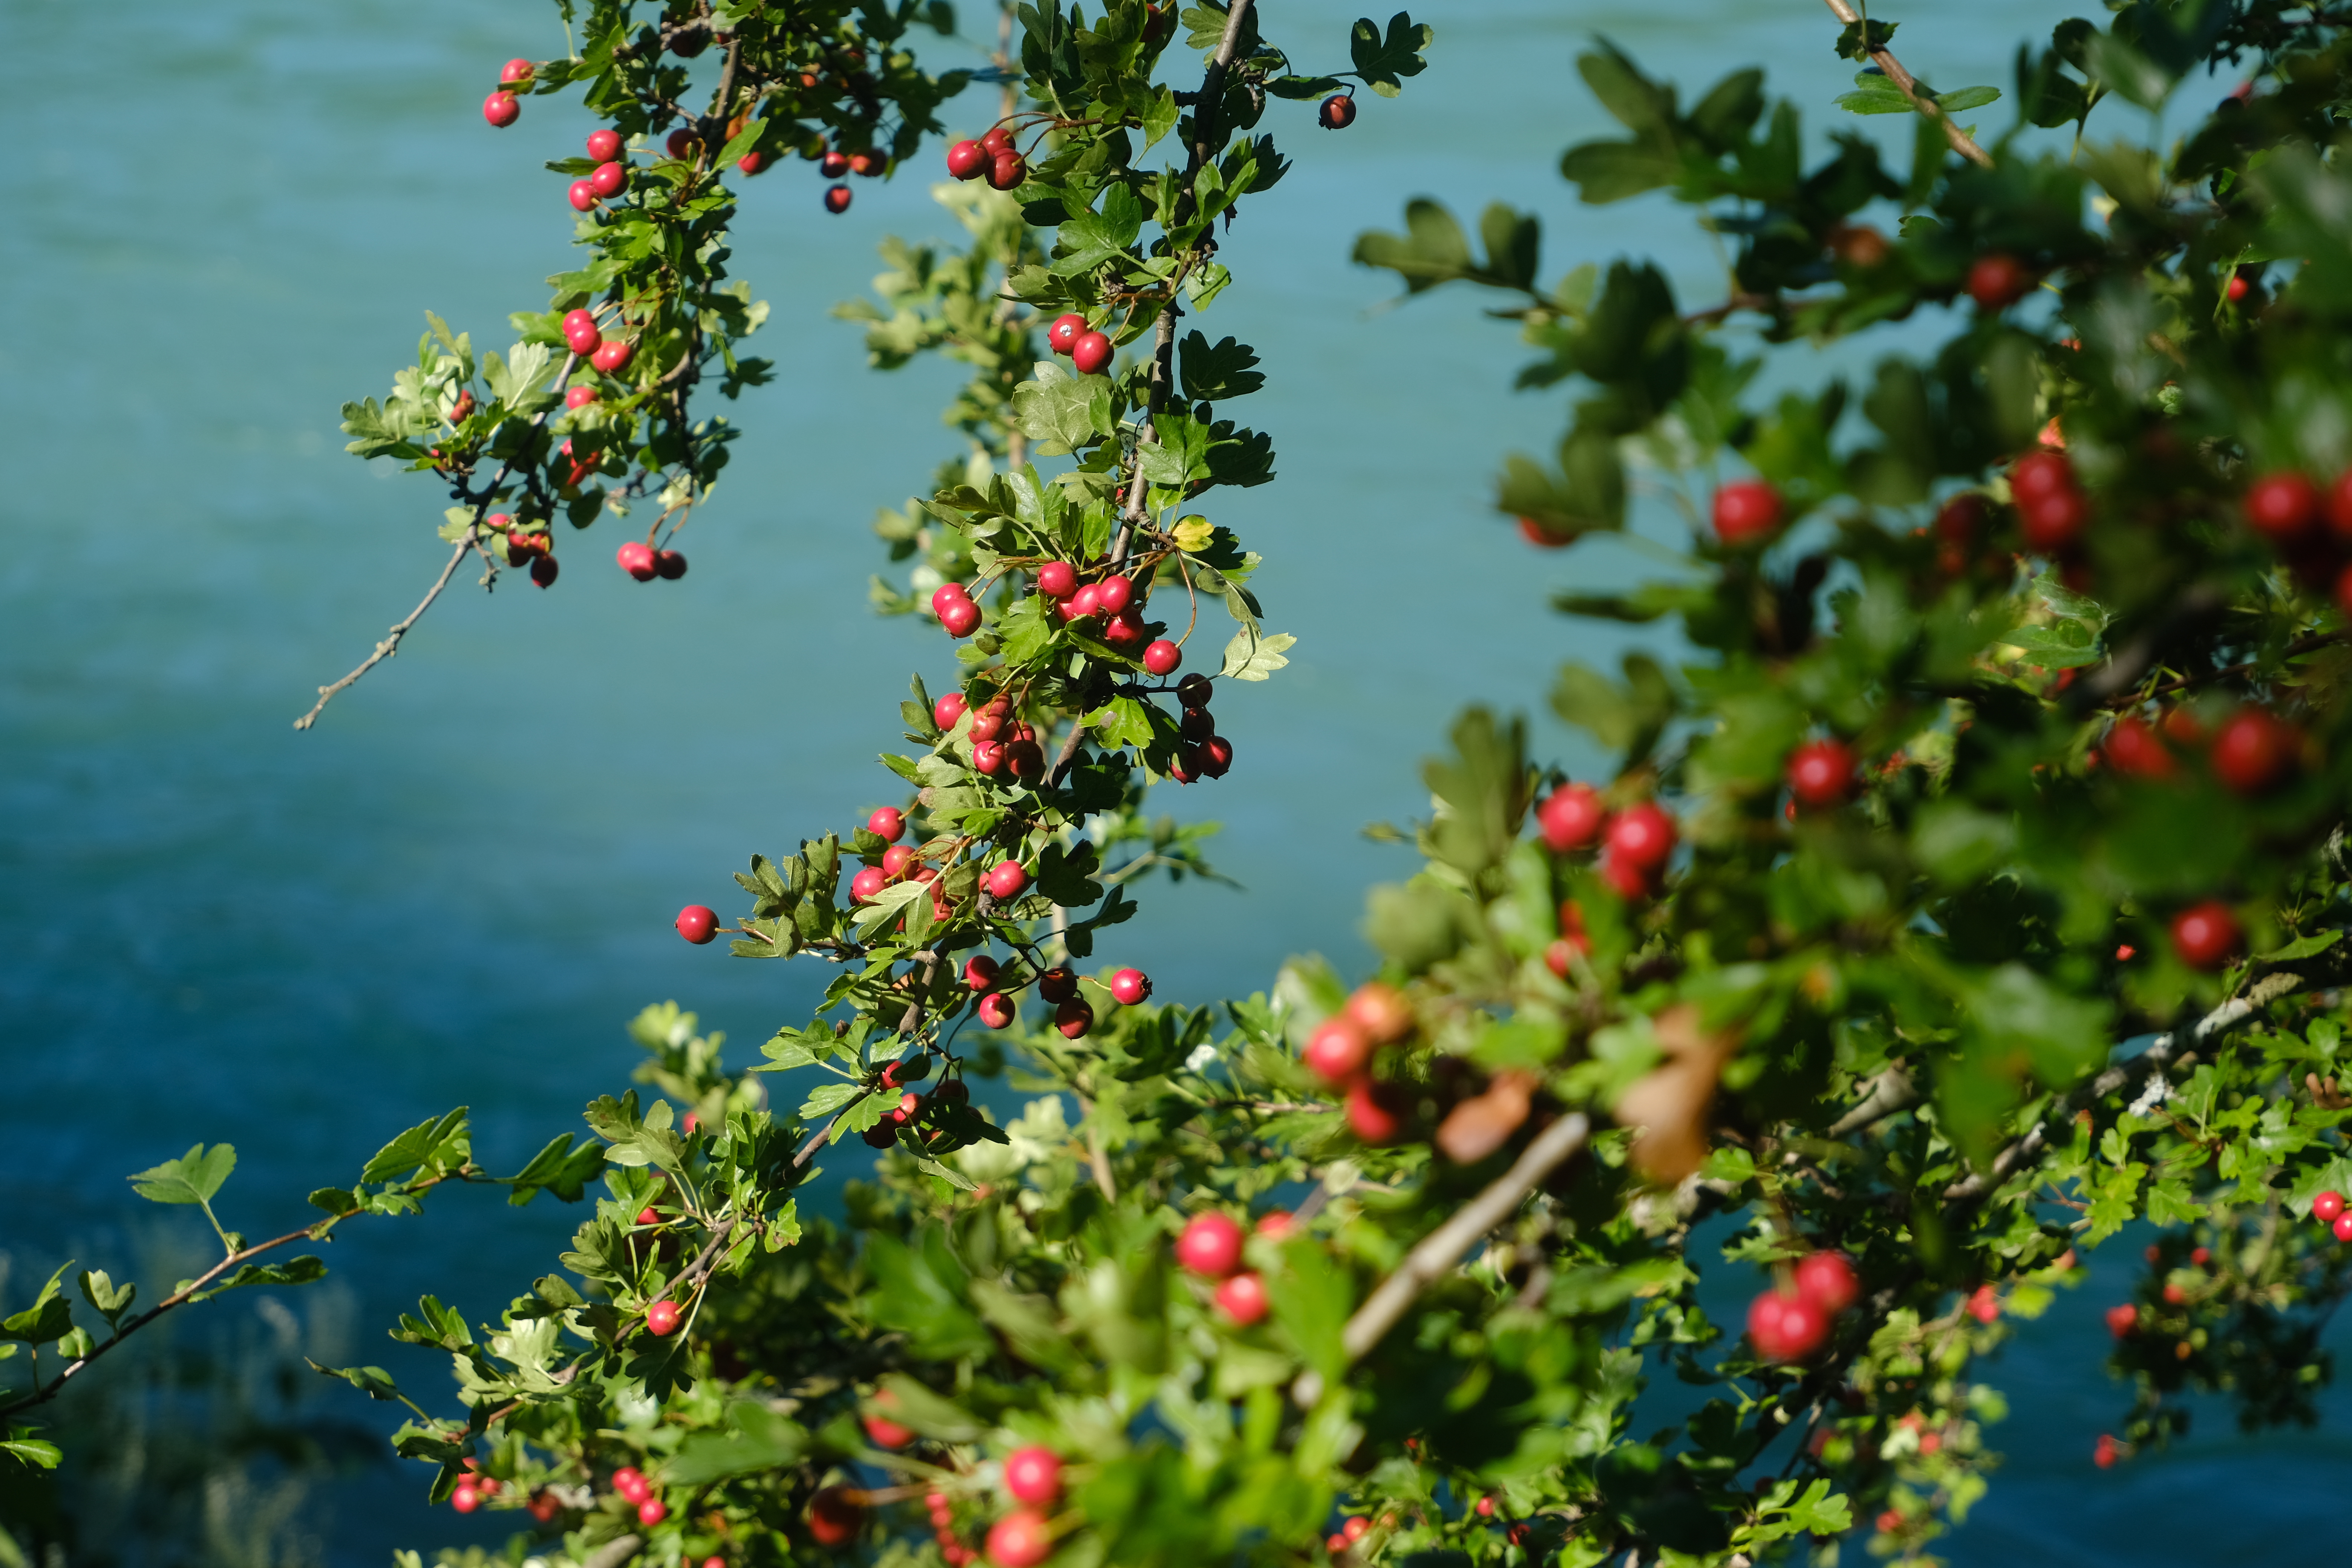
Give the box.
[1304,1017,1371,1086]
[638,1498,668,1527]
[1967,252,2034,310]
[825,184,852,213]
[868,807,906,842]
[1070,331,1113,375]
[1538,784,1605,851]
[862,1122,897,1148]
[1785,740,1856,809]
[1037,560,1076,598]
[2170,901,2241,970]
[941,598,982,638]
[1255,1210,1295,1237]
[1342,1517,1370,1543]
[809,1487,864,1546]
[1968,1284,2001,1323]
[1175,1213,1244,1277]
[675,905,718,945]
[1031,966,1073,1003]
[1003,1446,1061,1506]
[1346,1080,1411,1144]
[978,992,1016,1029]
[1108,967,1151,1005]
[451,1485,481,1513]
[986,151,1028,191]
[1712,479,1782,546]
[1518,515,1571,548]
[737,151,769,176]
[851,866,888,903]
[590,339,633,374]
[2093,1433,2121,1469]
[1176,674,1213,707]
[655,549,686,580]
[586,128,623,162]
[985,861,1030,900]
[1792,1251,1859,1314]
[2020,487,2088,551]
[2244,472,2319,540]
[500,58,535,83]
[1054,998,1093,1038]
[1199,736,1233,778]
[963,954,1001,992]
[1063,583,1101,623]
[972,740,1007,775]
[530,555,560,588]
[1047,314,1085,354]
[645,1299,681,1337]
[1214,1271,1269,1325]
[2011,450,2073,503]
[1605,803,1677,871]
[935,691,970,730]
[850,150,884,178]
[1746,1288,1828,1362]
[981,127,1014,155]
[1934,492,1986,543]
[2105,1303,2139,1337]
[882,846,915,879]
[985,1510,1052,1568]
[568,179,598,212]
[617,541,657,580]
[2105,717,2175,779]
[930,582,971,617]
[864,1405,914,1450]
[947,139,988,179]
[566,383,598,410]
[612,1467,647,1502]
[1095,574,1135,614]
[2334,1214,2352,1243]
[820,150,851,178]
[2227,273,2250,302]
[482,91,521,127]
[2211,708,2297,794]
[1318,94,1356,130]
[666,129,697,159]
[1142,639,1182,675]
[529,1490,561,1522]
[2315,1191,2346,1222]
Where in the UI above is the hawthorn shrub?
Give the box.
[12,3,2352,1566]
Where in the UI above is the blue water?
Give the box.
[4,0,2346,1560]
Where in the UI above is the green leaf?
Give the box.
[1177,332,1265,402]
[1219,626,1295,682]
[669,1403,811,1484]
[360,1110,471,1184]
[1349,11,1432,96]
[0,1265,74,1346]
[1011,362,1111,455]
[77,1269,135,1325]
[128,1144,236,1207]
[2,1435,61,1471]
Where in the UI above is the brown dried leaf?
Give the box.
[1616,1004,1735,1183]
[1435,1072,1535,1164]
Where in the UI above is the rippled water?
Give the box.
[3,0,2345,1560]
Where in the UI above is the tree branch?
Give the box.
[296,351,582,729]
[1341,1113,1589,1362]
[1818,0,1992,169]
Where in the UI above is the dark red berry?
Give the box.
[1967,253,2034,310]
[483,91,521,128]
[1070,331,1112,375]
[1176,674,1213,707]
[1318,94,1356,130]
[530,555,559,588]
[987,151,1027,190]
[978,992,1015,1029]
[654,548,686,579]
[2245,472,2320,541]
[1712,479,1782,546]
[675,905,718,944]
[1054,998,1093,1038]
[2211,708,2297,794]
[946,139,988,179]
[1785,740,1856,808]
[824,184,852,213]
[1037,966,1076,1003]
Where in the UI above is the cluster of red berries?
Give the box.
[1044,311,1113,376]
[448,1458,504,1513]
[1301,982,1418,1144]
[1326,1513,1393,1555]
[482,58,534,127]
[1535,784,1677,899]
[1745,1250,1857,1363]
[983,1449,1063,1566]
[609,1465,668,1527]
[1173,1212,1270,1324]
[2104,704,2300,796]
[945,125,1031,191]
[616,540,688,581]
[1164,671,1228,781]
[931,688,1046,782]
[859,1078,972,1150]
[489,513,564,587]
[2238,465,2352,610]
[567,126,632,211]
[2006,449,2089,553]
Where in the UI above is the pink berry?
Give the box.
[2105,1303,2138,1337]
[568,179,598,211]
[2315,1191,2346,1222]
[589,161,628,198]
[1605,803,1677,871]
[737,151,769,175]
[1747,1288,1827,1361]
[869,807,906,842]
[1786,740,1857,808]
[2335,1214,2352,1243]
[941,598,982,638]
[675,905,717,944]
[617,541,657,580]
[566,384,598,409]
[1070,330,1112,375]
[1037,560,1076,599]
[1539,784,1605,851]
[645,1300,681,1336]
[590,339,633,373]
[1054,999,1093,1038]
[1108,967,1151,1005]
[1095,574,1134,614]
[482,91,521,127]
[452,1485,481,1513]
[1174,1213,1243,1278]
[985,861,1029,900]
[978,992,1016,1029]
[851,867,888,903]
[2245,472,2320,541]
[1142,639,1181,675]
[934,691,969,730]
[1713,479,1784,545]
[882,846,915,878]
[586,128,623,161]
[985,1510,1052,1568]
[1003,1447,1062,1506]
[1304,1017,1370,1086]
[1047,314,1084,355]
[637,1498,668,1527]
[1792,1251,1858,1314]
[963,955,1000,991]
[1214,1271,1269,1325]
[499,58,535,84]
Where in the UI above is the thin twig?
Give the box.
[1818,0,1992,169]
[1340,1114,1589,1361]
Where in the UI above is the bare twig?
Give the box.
[579,1534,644,1568]
[1827,1066,1918,1139]
[1818,0,1992,169]
[1340,1114,1589,1361]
